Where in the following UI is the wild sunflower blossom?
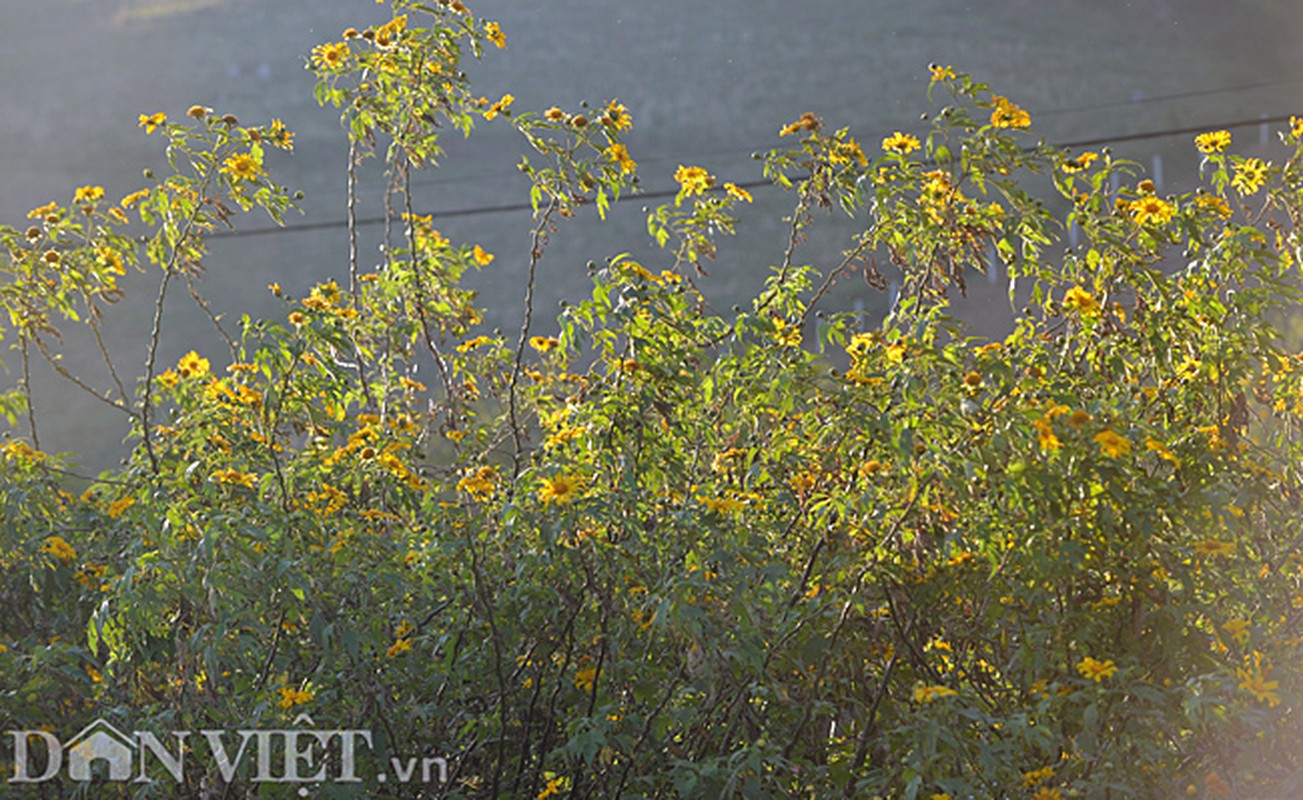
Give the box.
[674,165,714,196]
[724,182,752,203]
[989,95,1030,129]
[1062,286,1099,317]
[1093,428,1131,458]
[1194,130,1231,155]
[310,41,350,70]
[138,112,166,134]
[220,152,263,182]
[74,185,105,204]
[386,638,412,657]
[912,684,957,703]
[772,317,802,347]
[211,468,257,488]
[1129,195,1175,226]
[1237,665,1280,706]
[277,687,313,708]
[778,112,820,137]
[605,143,637,174]
[457,466,498,501]
[42,536,77,564]
[538,474,581,506]
[929,64,956,82]
[484,93,514,120]
[1061,151,1097,173]
[177,350,210,378]
[1076,656,1118,682]
[1196,194,1232,220]
[881,131,920,155]
[1231,158,1268,195]
[601,99,632,131]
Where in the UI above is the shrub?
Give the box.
[1,3,1302,798]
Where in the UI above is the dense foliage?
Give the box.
[2,2,1302,798]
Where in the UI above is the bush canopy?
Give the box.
[2,2,1302,798]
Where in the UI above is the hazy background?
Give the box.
[3,0,1301,473]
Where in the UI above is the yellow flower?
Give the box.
[1031,789,1064,800]
[989,95,1030,129]
[1193,539,1236,558]
[484,93,514,120]
[724,182,752,203]
[457,335,493,353]
[674,165,714,196]
[457,466,498,501]
[177,350,210,378]
[1237,666,1280,706]
[1023,765,1056,787]
[1223,618,1251,645]
[882,131,920,154]
[138,112,166,134]
[698,494,745,514]
[539,474,582,506]
[912,684,957,703]
[220,152,263,182]
[537,776,565,799]
[41,536,77,564]
[601,98,632,131]
[1093,428,1131,458]
[311,41,350,70]
[574,666,597,691]
[778,111,821,137]
[529,335,560,353]
[1144,436,1180,465]
[1061,151,1097,173]
[928,64,955,82]
[1076,656,1118,682]
[1196,194,1232,220]
[544,106,566,122]
[1129,195,1175,226]
[386,638,412,657]
[106,496,135,519]
[1062,286,1099,318]
[210,468,257,488]
[187,104,212,120]
[1231,157,1269,195]
[277,687,313,708]
[27,201,59,220]
[1194,130,1231,155]
[268,118,294,151]
[74,185,105,204]
[605,143,637,174]
[484,20,506,49]
[772,317,802,347]
[830,137,868,167]
[120,189,150,209]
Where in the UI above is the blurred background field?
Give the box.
[2,0,1301,473]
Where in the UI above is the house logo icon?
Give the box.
[64,719,135,781]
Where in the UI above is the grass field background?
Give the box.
[2,0,1301,473]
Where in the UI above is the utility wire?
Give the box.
[210,111,1300,241]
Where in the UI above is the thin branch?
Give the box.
[508,194,560,479]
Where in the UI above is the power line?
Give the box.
[209,111,1300,241]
